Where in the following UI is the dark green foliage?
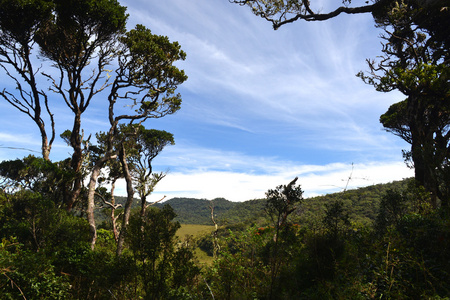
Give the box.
[298,178,414,227]
[35,0,128,65]
[0,155,76,209]
[0,189,90,252]
[323,199,350,239]
[107,180,412,228]
[0,238,71,299]
[375,189,408,234]
[0,0,53,43]
[265,177,303,227]
[221,198,267,224]
[203,227,272,299]
[126,205,200,299]
[359,0,450,207]
[0,181,200,299]
[1,156,449,299]
[200,178,450,299]
[155,197,238,225]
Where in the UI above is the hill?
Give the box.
[96,178,413,226]
[298,178,413,226]
[155,178,413,226]
[154,197,237,225]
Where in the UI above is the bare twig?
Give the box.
[145,195,167,209]
[2,273,27,299]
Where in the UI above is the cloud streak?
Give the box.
[0,0,415,203]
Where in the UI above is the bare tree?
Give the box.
[0,1,55,160]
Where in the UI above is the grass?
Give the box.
[177,224,215,239]
[177,224,215,265]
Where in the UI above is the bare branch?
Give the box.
[230,0,391,29]
[145,195,167,209]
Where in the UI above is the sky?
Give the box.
[0,0,414,202]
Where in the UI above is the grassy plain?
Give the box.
[177,224,215,265]
[177,224,215,238]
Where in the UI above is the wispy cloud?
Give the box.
[134,160,414,202]
[0,0,414,204]
[133,143,414,202]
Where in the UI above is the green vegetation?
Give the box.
[1,0,449,298]
[177,224,215,239]
[156,197,237,225]
[197,179,450,299]
[1,158,450,298]
[150,178,412,228]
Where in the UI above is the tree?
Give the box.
[265,177,303,229]
[232,0,450,207]
[264,177,303,299]
[358,1,450,207]
[1,0,186,247]
[0,155,73,207]
[0,0,55,160]
[48,19,185,249]
[322,199,350,241]
[113,126,175,256]
[126,127,174,218]
[0,0,128,209]
[126,206,200,298]
[82,22,186,249]
[91,126,178,253]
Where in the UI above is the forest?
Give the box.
[0,0,449,299]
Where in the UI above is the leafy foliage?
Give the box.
[1,0,449,298]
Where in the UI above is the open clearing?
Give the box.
[177,224,215,239]
[177,224,215,265]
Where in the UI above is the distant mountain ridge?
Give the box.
[101,178,412,226]
[154,197,237,225]
[153,178,413,225]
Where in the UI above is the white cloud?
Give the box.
[109,141,414,202]
[114,160,414,202]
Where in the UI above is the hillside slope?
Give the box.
[155,178,413,225]
[96,178,413,226]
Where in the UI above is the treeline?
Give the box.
[1,157,449,299]
[139,178,411,226]
[197,178,450,299]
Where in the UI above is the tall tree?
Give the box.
[1,1,186,220]
[86,24,186,250]
[110,126,175,256]
[37,0,128,210]
[0,0,129,210]
[265,177,303,299]
[128,128,174,218]
[0,0,55,160]
[232,0,450,207]
[358,1,450,206]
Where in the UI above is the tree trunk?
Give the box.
[87,154,114,250]
[116,145,135,256]
[110,179,120,242]
[67,113,83,211]
[408,95,439,208]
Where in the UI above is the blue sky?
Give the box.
[0,0,414,201]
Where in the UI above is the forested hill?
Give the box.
[154,197,237,224]
[153,178,413,225]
